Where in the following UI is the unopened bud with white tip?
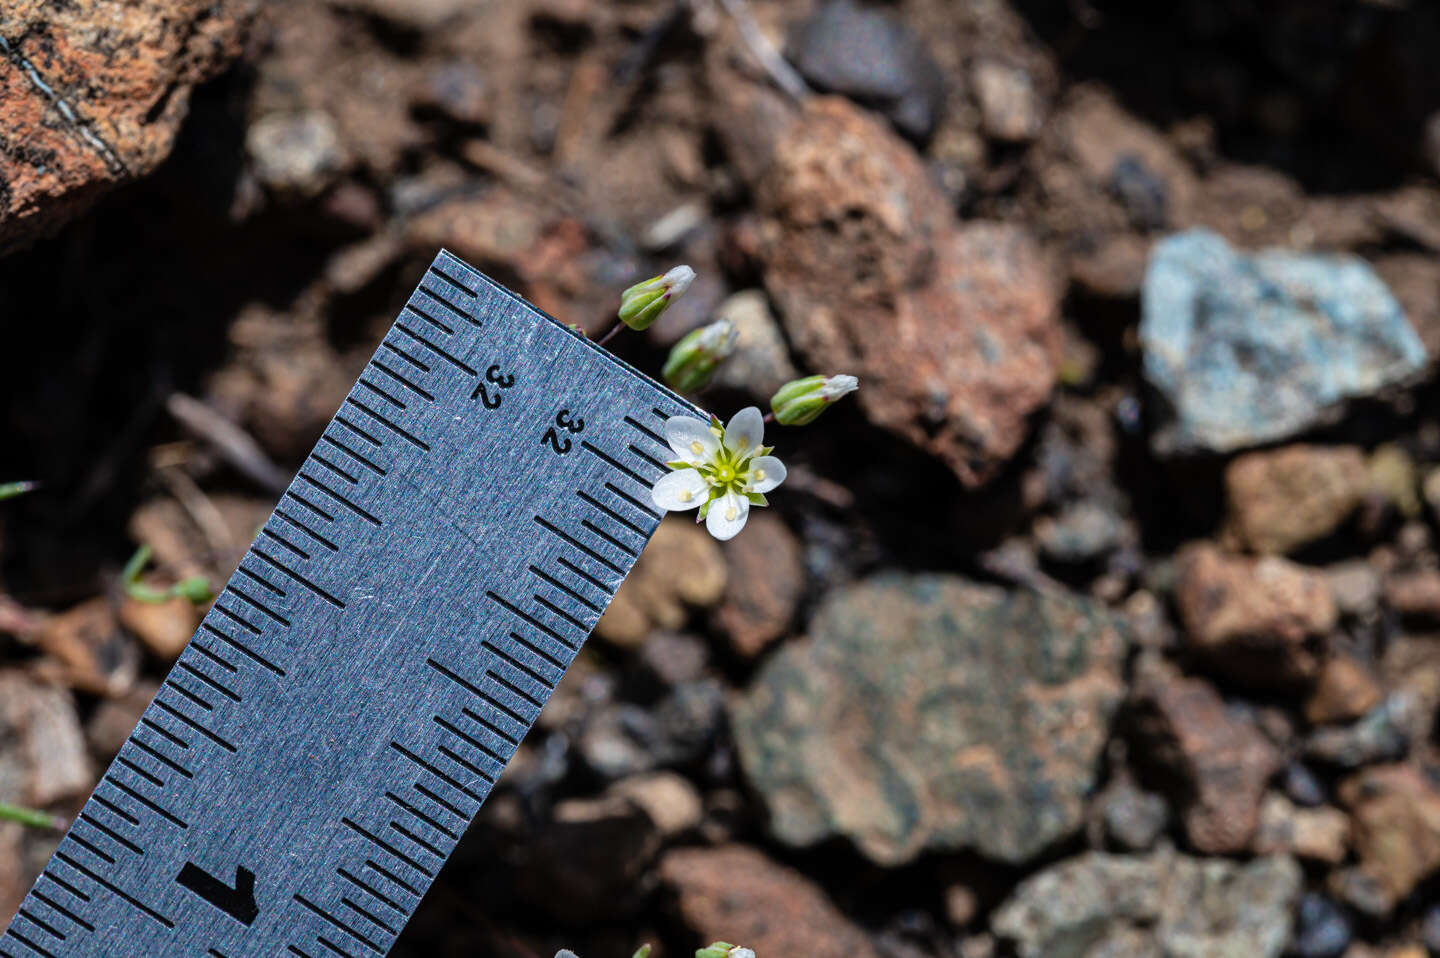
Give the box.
[662,318,737,393]
[769,374,859,425]
[618,265,696,331]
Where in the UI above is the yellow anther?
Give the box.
[679,489,693,503]
[754,468,765,481]
[725,506,738,521]
[690,440,704,455]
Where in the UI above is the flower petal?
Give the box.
[724,406,765,457]
[651,469,709,512]
[664,415,720,465]
[704,490,750,541]
[746,455,787,494]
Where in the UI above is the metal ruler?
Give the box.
[3,251,697,958]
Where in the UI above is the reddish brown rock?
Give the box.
[0,0,256,252]
[1225,445,1369,555]
[1131,667,1283,853]
[30,597,140,697]
[757,97,1060,488]
[1173,543,1336,685]
[1339,764,1440,905]
[713,512,805,658]
[1384,569,1440,624]
[1254,793,1349,864]
[660,845,880,958]
[1306,656,1385,725]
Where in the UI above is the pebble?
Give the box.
[1293,894,1353,958]
[1141,229,1427,455]
[785,0,946,143]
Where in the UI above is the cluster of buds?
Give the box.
[609,264,859,541]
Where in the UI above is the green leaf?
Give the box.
[632,947,652,958]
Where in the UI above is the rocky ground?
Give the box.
[5,0,1440,955]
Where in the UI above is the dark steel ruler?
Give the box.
[3,252,697,958]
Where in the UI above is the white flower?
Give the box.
[650,406,786,541]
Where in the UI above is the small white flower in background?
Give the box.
[651,406,786,541]
[618,264,696,331]
[696,943,756,958]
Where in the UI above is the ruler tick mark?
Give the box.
[393,324,477,376]
[294,894,385,954]
[66,833,115,865]
[533,517,624,574]
[337,869,404,915]
[114,755,166,787]
[382,792,459,840]
[578,490,650,537]
[528,565,602,613]
[432,716,505,765]
[580,440,650,487]
[152,701,237,752]
[54,853,175,927]
[201,624,286,676]
[126,737,194,778]
[603,481,662,520]
[341,896,398,935]
[370,359,435,401]
[312,451,360,484]
[485,591,579,650]
[227,582,292,624]
[387,820,444,858]
[4,927,58,958]
[380,340,429,372]
[345,397,431,451]
[29,891,92,933]
[624,414,667,446]
[403,301,455,335]
[357,377,408,411]
[75,813,143,856]
[340,820,436,878]
[299,473,383,526]
[388,742,483,803]
[14,910,63,942]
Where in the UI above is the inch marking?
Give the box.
[162,678,215,712]
[393,325,477,376]
[380,340,429,373]
[485,591,579,650]
[334,414,383,447]
[294,895,384,954]
[432,716,505,765]
[388,742,483,803]
[533,517,624,574]
[345,398,431,452]
[177,661,242,701]
[336,869,404,915]
[226,583,292,625]
[28,891,92,933]
[580,440,650,486]
[151,701,237,753]
[382,792,459,840]
[253,548,347,609]
[577,490,649,536]
[403,301,454,336]
[75,814,143,855]
[54,853,174,928]
[340,820,435,878]
[413,783,468,821]
[275,507,340,551]
[427,264,477,295]
[370,360,435,401]
[624,414,667,447]
[323,433,387,476]
[357,377,408,411]
[603,481,662,520]
[298,473,383,526]
[201,624,287,676]
[105,777,189,828]
[529,565,602,613]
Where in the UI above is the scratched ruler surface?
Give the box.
[2,251,697,958]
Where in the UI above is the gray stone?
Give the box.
[732,574,1128,865]
[1304,692,1415,768]
[785,0,946,142]
[1140,229,1427,455]
[710,290,800,399]
[991,849,1302,958]
[1036,501,1128,564]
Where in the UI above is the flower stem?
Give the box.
[596,322,624,347]
[0,802,65,832]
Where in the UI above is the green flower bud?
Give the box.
[632,947,652,958]
[618,265,695,331]
[769,373,859,425]
[0,480,38,502]
[696,944,735,958]
[662,318,737,393]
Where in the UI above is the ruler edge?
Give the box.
[435,248,709,422]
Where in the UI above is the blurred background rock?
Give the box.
[5,0,1440,955]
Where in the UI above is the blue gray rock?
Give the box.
[1140,230,1427,455]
